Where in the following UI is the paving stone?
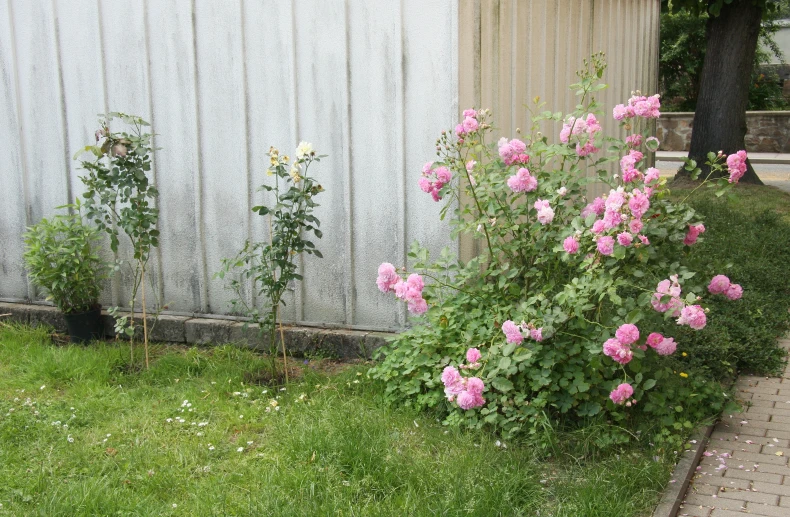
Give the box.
[710,509,754,517]
[744,502,788,516]
[725,468,784,484]
[752,481,790,497]
[747,463,790,477]
[676,504,711,516]
[683,493,746,511]
[727,451,789,466]
[717,489,779,505]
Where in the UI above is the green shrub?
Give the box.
[23,206,108,314]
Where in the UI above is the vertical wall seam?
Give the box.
[142,0,166,305]
[96,0,121,307]
[190,0,209,313]
[289,1,304,322]
[51,0,72,210]
[397,0,407,327]
[451,0,459,259]
[238,0,255,310]
[510,0,520,130]
[473,0,481,109]
[342,0,354,325]
[6,0,35,301]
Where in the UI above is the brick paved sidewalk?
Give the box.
[675,337,790,517]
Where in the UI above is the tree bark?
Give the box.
[674,0,764,184]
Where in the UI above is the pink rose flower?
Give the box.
[456,390,485,410]
[644,167,661,184]
[462,116,479,133]
[591,220,606,235]
[507,168,538,193]
[407,297,428,315]
[617,232,633,247]
[622,168,642,183]
[638,234,650,245]
[466,377,484,395]
[502,320,523,344]
[629,219,643,234]
[605,191,626,211]
[463,108,477,118]
[530,327,543,342]
[683,223,706,246]
[677,304,707,330]
[654,336,677,356]
[625,134,643,148]
[726,284,743,300]
[441,366,464,399]
[603,338,633,364]
[376,262,399,293]
[597,236,615,256]
[708,275,731,295]
[615,323,640,345]
[563,236,580,254]
[435,167,452,184]
[726,150,747,184]
[610,383,634,405]
[628,190,650,219]
[466,347,482,364]
[646,332,664,348]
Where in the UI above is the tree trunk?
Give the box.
[674,0,764,185]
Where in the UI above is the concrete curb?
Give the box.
[0,301,392,360]
[652,424,716,517]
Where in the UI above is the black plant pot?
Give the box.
[64,306,104,344]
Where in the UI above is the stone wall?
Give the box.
[657,112,790,153]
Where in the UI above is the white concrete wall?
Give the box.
[1,0,658,332]
[0,0,458,331]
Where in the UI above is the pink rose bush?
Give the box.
[371,56,742,442]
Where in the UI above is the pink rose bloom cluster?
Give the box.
[610,383,635,405]
[651,276,683,316]
[726,150,747,184]
[613,94,661,120]
[501,320,543,344]
[498,137,529,166]
[419,162,452,202]
[506,167,538,193]
[677,304,707,330]
[707,274,743,300]
[620,150,644,183]
[646,332,677,356]
[455,108,479,139]
[377,263,428,315]
[559,114,602,157]
[603,323,640,365]
[534,199,555,225]
[441,366,485,410]
[588,188,651,254]
[683,223,705,246]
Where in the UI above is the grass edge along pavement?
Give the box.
[0,323,673,517]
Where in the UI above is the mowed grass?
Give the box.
[0,324,671,516]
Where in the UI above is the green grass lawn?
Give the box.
[0,324,672,516]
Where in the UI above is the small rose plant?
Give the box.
[370,55,744,444]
